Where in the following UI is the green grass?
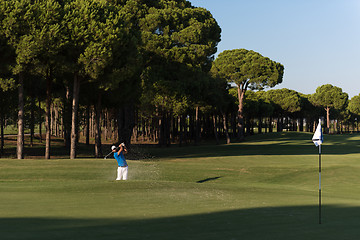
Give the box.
[3,124,46,135]
[1,132,360,239]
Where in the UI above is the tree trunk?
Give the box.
[54,102,59,136]
[221,110,231,144]
[165,112,171,147]
[90,109,95,139]
[195,106,200,145]
[45,75,52,159]
[246,117,251,136]
[141,117,146,142]
[178,116,183,147]
[94,94,102,158]
[38,99,42,143]
[237,84,246,140]
[183,115,188,144]
[277,117,284,132]
[63,85,71,148]
[51,103,54,136]
[213,115,219,144]
[30,94,35,147]
[70,74,80,159]
[52,103,55,136]
[258,116,262,134]
[117,104,135,147]
[158,110,165,147]
[325,106,330,134]
[172,115,177,143]
[231,112,237,138]
[269,116,273,132]
[0,114,4,156]
[85,106,90,145]
[17,73,24,159]
[299,118,304,132]
[132,120,137,143]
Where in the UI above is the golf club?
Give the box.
[104,151,113,159]
[104,143,125,159]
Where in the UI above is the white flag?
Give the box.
[312,119,323,147]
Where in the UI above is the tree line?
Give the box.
[1,0,360,159]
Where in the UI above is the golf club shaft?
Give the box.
[104,151,113,159]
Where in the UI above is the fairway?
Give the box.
[1,132,360,240]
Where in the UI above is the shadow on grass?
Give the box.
[196,176,222,183]
[1,205,359,240]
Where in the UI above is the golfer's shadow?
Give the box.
[196,176,222,183]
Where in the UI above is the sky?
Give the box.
[189,0,360,98]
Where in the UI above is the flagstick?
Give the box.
[319,144,322,224]
[312,119,323,224]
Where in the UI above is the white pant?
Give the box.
[116,166,128,180]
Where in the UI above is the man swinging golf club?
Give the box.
[112,143,128,180]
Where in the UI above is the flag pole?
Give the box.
[319,144,321,224]
[312,118,323,224]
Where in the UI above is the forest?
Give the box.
[1,0,360,159]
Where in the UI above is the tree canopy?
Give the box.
[1,0,359,159]
[349,95,360,116]
[211,48,284,139]
[139,0,221,115]
[309,84,348,133]
[211,49,284,91]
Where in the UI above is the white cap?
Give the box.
[111,145,116,150]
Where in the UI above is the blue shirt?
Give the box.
[114,152,127,167]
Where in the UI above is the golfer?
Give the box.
[112,143,128,180]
